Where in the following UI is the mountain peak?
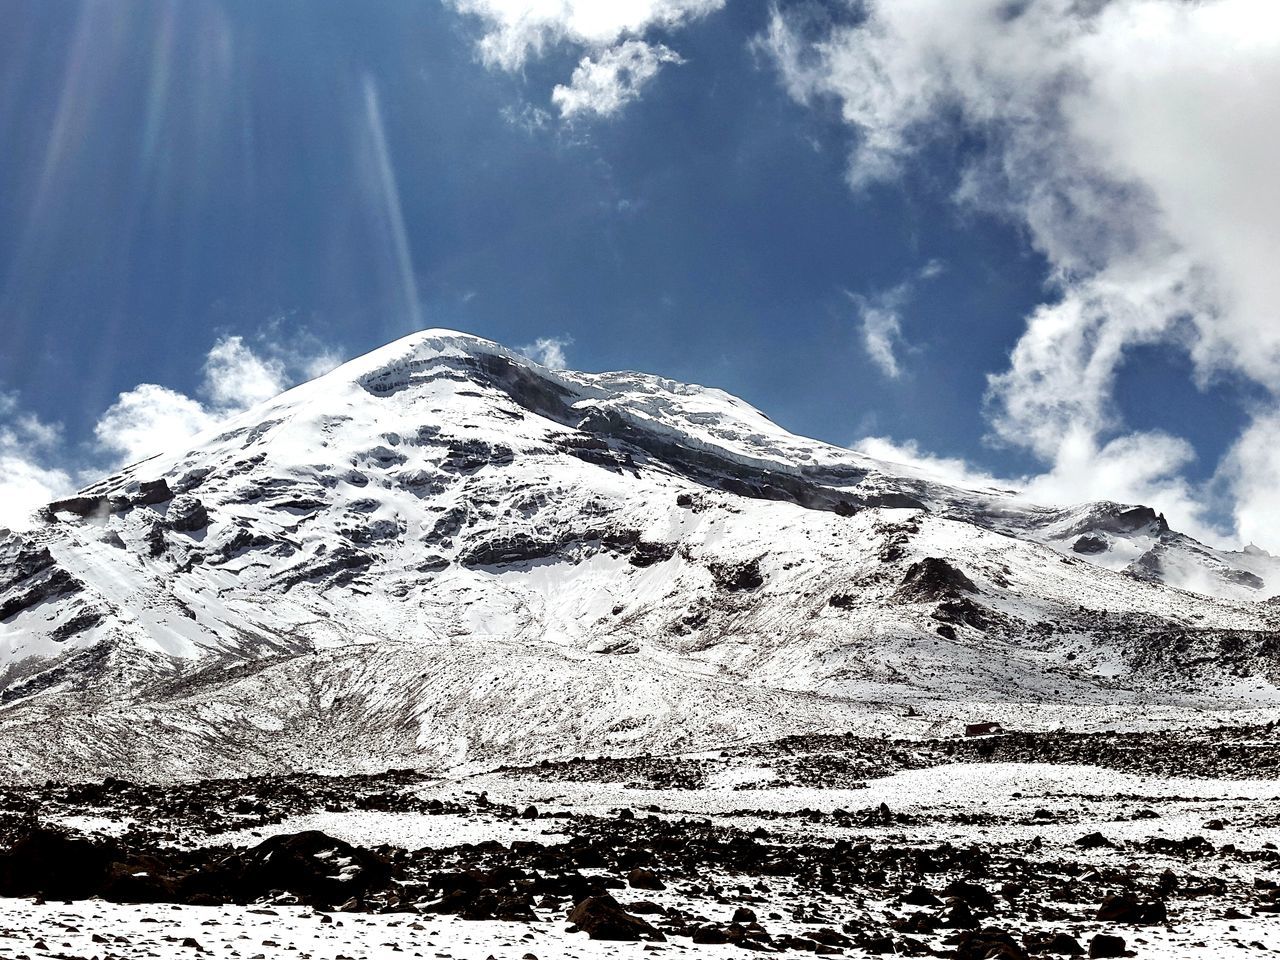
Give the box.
[3,331,1280,780]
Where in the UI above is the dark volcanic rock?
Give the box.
[627,867,665,891]
[896,557,978,600]
[132,478,174,506]
[954,927,1029,959]
[0,826,115,899]
[708,558,764,592]
[0,533,84,622]
[567,893,665,941]
[167,495,210,532]
[214,830,391,907]
[1096,893,1165,924]
[1073,534,1109,554]
[1088,932,1127,958]
[1044,931,1085,955]
[1076,831,1116,850]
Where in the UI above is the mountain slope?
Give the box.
[2,330,1278,781]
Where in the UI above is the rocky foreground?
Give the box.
[3,726,1280,959]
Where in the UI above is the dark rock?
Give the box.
[1076,832,1116,850]
[167,495,209,532]
[1073,535,1109,554]
[566,894,665,942]
[1045,932,1085,955]
[627,868,665,891]
[903,885,942,907]
[212,831,391,908]
[896,557,978,601]
[939,897,976,928]
[0,827,116,899]
[862,934,896,954]
[1096,893,1165,924]
[133,479,174,506]
[1088,933,1127,958]
[954,927,1028,960]
[708,558,764,592]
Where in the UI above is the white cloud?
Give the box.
[553,40,683,119]
[850,261,942,379]
[855,429,1223,545]
[201,335,288,410]
[855,435,1011,491]
[446,0,723,118]
[0,330,344,530]
[519,335,572,370]
[1218,412,1280,551]
[766,0,1280,549]
[855,299,903,379]
[94,333,341,465]
[447,0,724,70]
[0,395,73,531]
[93,384,220,466]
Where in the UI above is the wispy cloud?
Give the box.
[852,295,905,379]
[766,0,1280,548]
[445,0,724,119]
[849,261,942,380]
[553,41,683,120]
[519,335,572,370]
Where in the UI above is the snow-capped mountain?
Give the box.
[2,330,1278,782]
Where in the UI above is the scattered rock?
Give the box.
[1088,932,1127,958]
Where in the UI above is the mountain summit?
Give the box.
[2,330,1278,782]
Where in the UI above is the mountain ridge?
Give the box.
[1,329,1278,782]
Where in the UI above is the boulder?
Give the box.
[0,827,116,900]
[1088,933,1127,958]
[209,831,390,908]
[627,867,665,891]
[167,495,209,532]
[567,893,665,941]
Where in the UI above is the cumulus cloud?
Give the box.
[519,335,572,370]
[0,395,74,531]
[201,336,288,410]
[553,40,683,119]
[855,429,1225,545]
[94,333,341,465]
[766,0,1280,548]
[0,330,342,530]
[93,384,220,466]
[446,0,723,118]
[1218,412,1280,551]
[448,0,724,69]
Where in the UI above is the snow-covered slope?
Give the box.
[2,330,1278,781]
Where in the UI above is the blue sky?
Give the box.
[2,0,1278,549]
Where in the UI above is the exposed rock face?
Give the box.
[896,557,979,601]
[0,533,83,623]
[1073,534,1108,554]
[166,495,209,532]
[1,329,1279,781]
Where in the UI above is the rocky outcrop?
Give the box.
[896,558,978,601]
